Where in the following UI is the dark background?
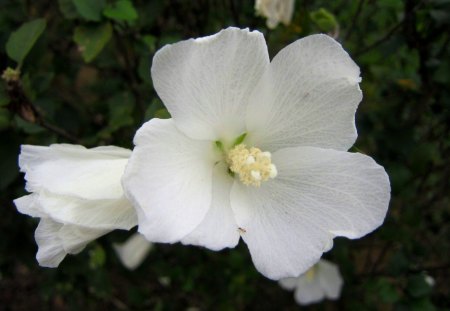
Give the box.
[0,0,449,310]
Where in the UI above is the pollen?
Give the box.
[227,144,277,186]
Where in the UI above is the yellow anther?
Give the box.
[227,144,277,186]
[246,155,256,165]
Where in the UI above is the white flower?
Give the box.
[114,233,153,270]
[122,28,391,280]
[14,144,137,267]
[255,0,295,29]
[424,274,435,287]
[279,259,343,305]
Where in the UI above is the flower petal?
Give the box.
[19,144,131,200]
[317,259,343,299]
[255,0,295,29]
[123,118,215,243]
[151,27,269,141]
[246,34,362,151]
[230,147,390,280]
[36,191,136,230]
[273,147,391,238]
[58,224,107,254]
[279,277,298,291]
[294,277,325,305]
[181,163,240,251]
[35,219,66,267]
[35,218,108,267]
[231,181,332,280]
[14,193,46,218]
[114,233,153,270]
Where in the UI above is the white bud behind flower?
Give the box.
[279,259,343,306]
[255,0,295,29]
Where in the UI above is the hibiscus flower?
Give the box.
[122,27,391,280]
[279,259,343,305]
[255,0,295,29]
[14,144,136,267]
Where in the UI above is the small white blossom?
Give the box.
[14,144,137,267]
[122,28,391,280]
[279,259,343,305]
[255,0,295,29]
[424,274,435,287]
[114,233,153,270]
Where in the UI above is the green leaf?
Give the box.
[144,98,164,121]
[6,18,46,64]
[72,0,105,21]
[58,0,80,19]
[142,34,156,51]
[108,92,134,130]
[73,23,112,63]
[310,8,339,33]
[154,108,171,119]
[103,0,138,21]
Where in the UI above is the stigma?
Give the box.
[227,144,277,186]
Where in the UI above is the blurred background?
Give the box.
[0,0,449,310]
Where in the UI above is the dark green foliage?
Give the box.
[6,18,46,65]
[73,23,113,63]
[1,0,449,310]
[103,0,138,22]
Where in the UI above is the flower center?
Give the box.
[227,144,277,187]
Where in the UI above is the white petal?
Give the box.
[230,147,390,280]
[246,34,362,152]
[34,218,108,267]
[35,219,66,267]
[14,193,47,218]
[317,259,343,299]
[114,233,153,270]
[19,144,131,200]
[58,224,108,254]
[279,277,298,291]
[272,147,390,238]
[294,277,325,305]
[255,0,295,29]
[279,0,295,25]
[123,118,215,243]
[151,27,269,141]
[36,192,136,230]
[231,180,332,280]
[181,163,240,251]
